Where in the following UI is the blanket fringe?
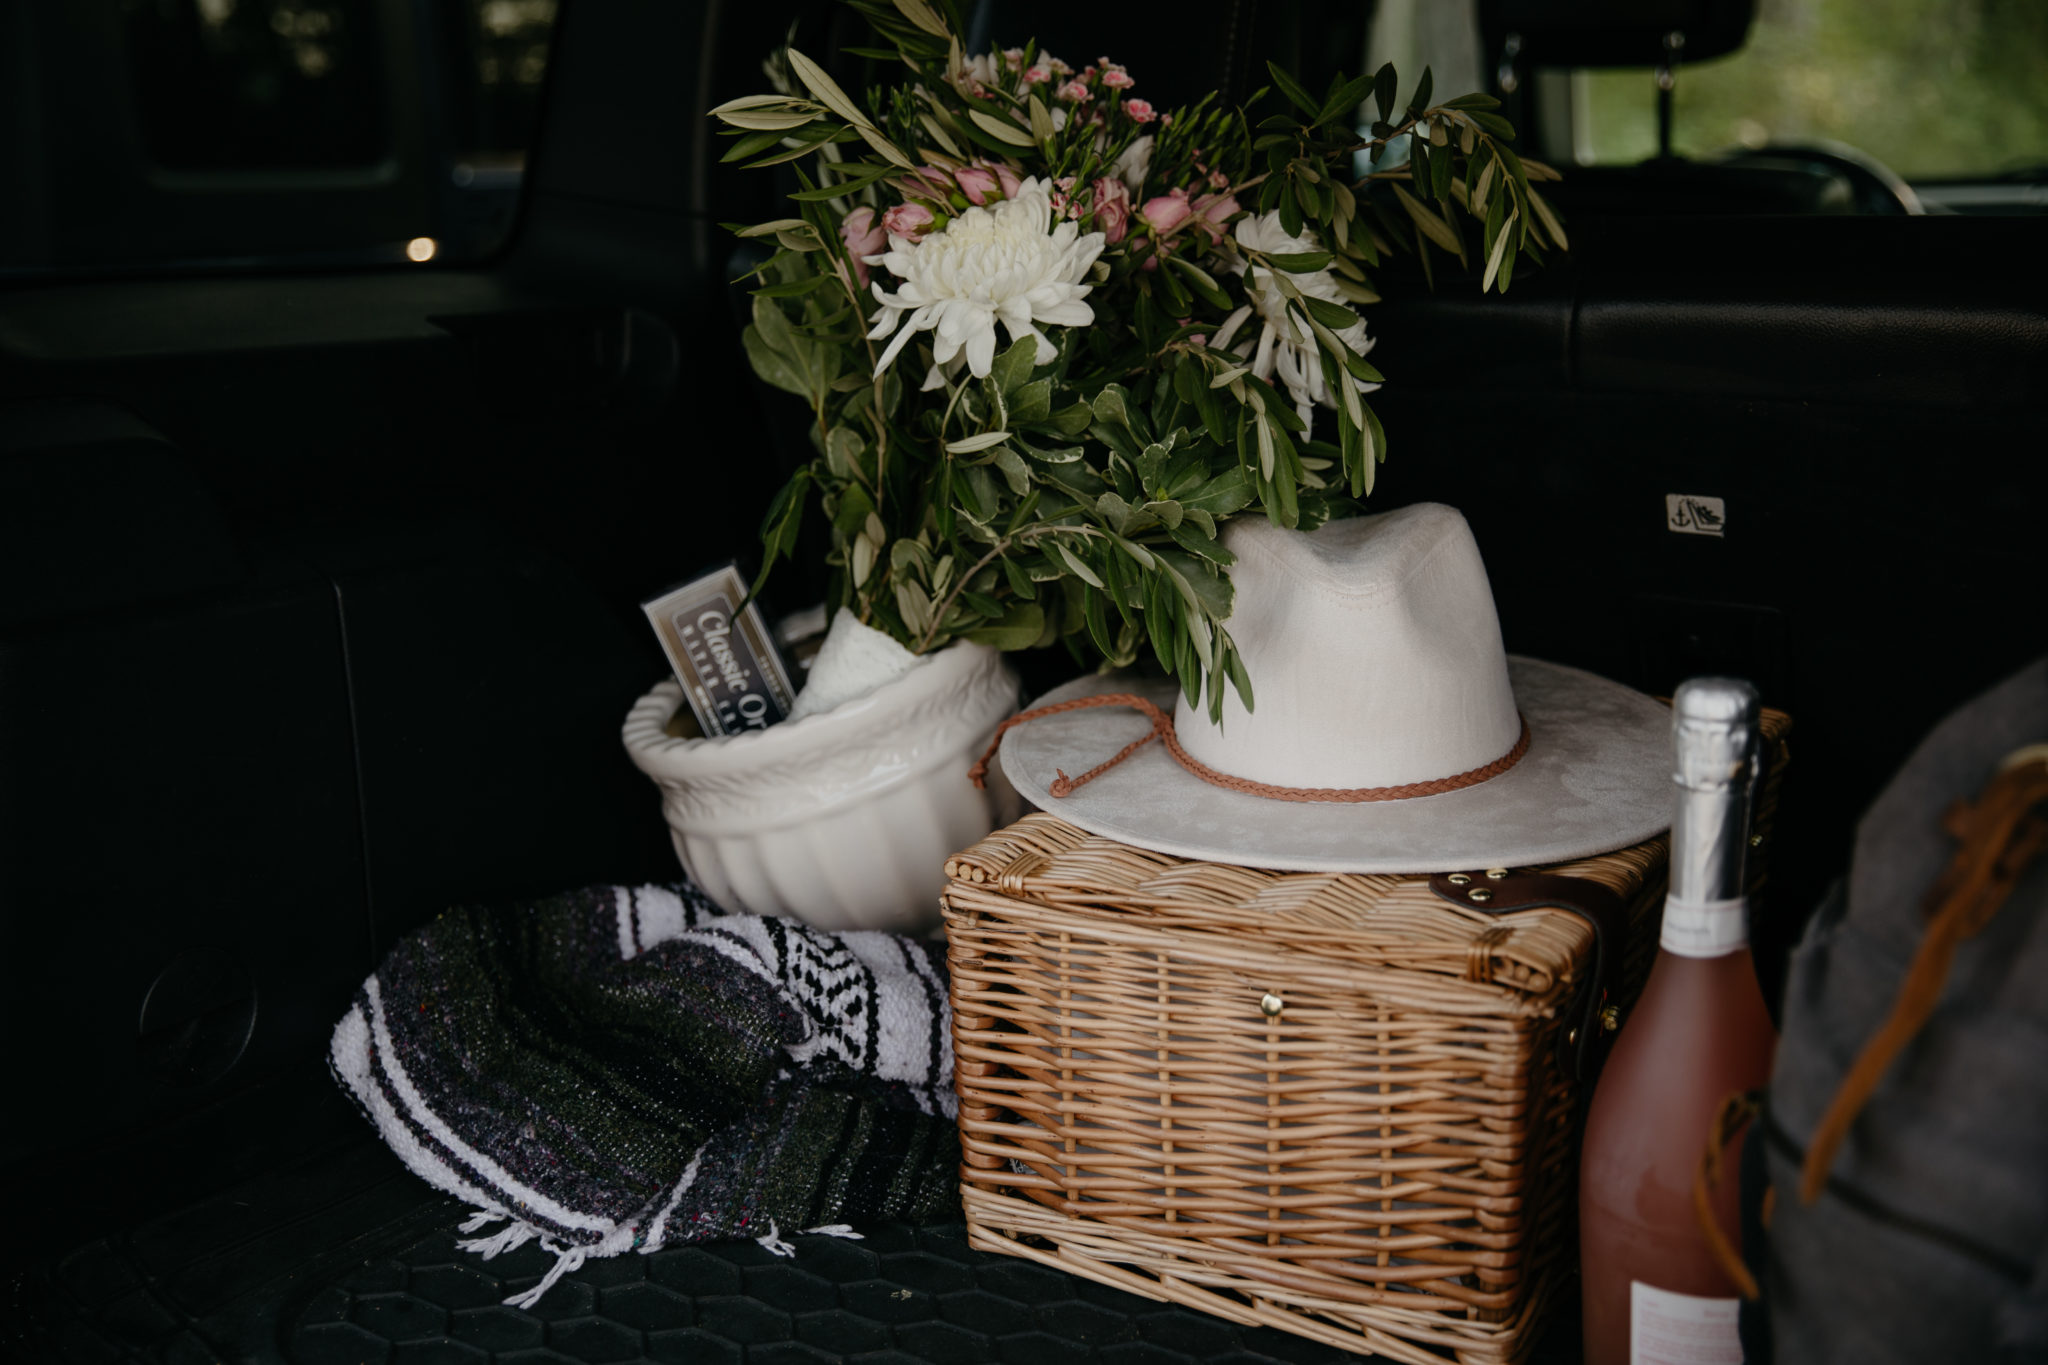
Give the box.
[459,1218,539,1260]
[802,1224,862,1240]
[504,1243,587,1310]
[754,1218,796,1258]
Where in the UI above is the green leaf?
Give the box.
[1001,556,1037,600]
[785,48,870,129]
[918,113,964,159]
[1224,640,1255,713]
[1165,256,1233,311]
[1393,184,1463,258]
[946,431,1011,454]
[1406,66,1433,118]
[1372,63,1398,123]
[1316,72,1376,128]
[752,273,833,298]
[735,218,812,239]
[1164,519,1233,564]
[1050,402,1094,436]
[742,326,809,397]
[1091,385,1132,429]
[825,426,863,480]
[1009,378,1052,426]
[1469,110,1517,141]
[832,482,875,536]
[990,336,1036,396]
[720,129,788,163]
[1266,60,1319,117]
[968,107,1035,148]
[1529,188,1569,252]
[1050,537,1104,588]
[992,446,1032,495]
[785,166,897,201]
[1300,295,1359,330]
[1095,491,1134,535]
[716,110,820,132]
[1142,498,1183,530]
[1482,208,1517,293]
[1027,94,1056,144]
[1266,250,1333,273]
[963,601,1044,650]
[1181,465,1255,517]
[852,123,917,169]
[890,0,950,37]
[1444,92,1501,110]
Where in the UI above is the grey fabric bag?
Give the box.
[1753,658,2048,1363]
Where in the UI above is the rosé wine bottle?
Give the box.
[1580,678,1777,1365]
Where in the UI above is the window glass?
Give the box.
[1568,0,2048,181]
[2,0,559,273]
[125,0,392,171]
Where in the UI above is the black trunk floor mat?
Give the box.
[7,1131,1579,1364]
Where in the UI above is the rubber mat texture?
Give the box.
[9,1133,1578,1364]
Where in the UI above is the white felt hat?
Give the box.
[995,503,1673,873]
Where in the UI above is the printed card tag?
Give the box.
[1631,1280,1743,1364]
[1666,493,1727,537]
[642,563,796,737]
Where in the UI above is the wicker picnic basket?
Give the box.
[940,708,1790,1364]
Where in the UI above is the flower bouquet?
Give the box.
[715,0,1565,720]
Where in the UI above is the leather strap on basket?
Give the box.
[969,692,1531,804]
[1428,870,1626,1082]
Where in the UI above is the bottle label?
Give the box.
[1631,1280,1743,1364]
[1659,896,1748,958]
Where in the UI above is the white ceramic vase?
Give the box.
[620,640,1022,932]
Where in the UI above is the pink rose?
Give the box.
[990,162,1021,198]
[1057,79,1091,103]
[1190,192,1240,244]
[1003,47,1024,70]
[955,166,1001,205]
[838,206,887,286]
[1049,175,1082,220]
[1101,69,1134,90]
[1023,65,1051,85]
[882,202,935,242]
[1140,187,1192,234]
[1124,98,1157,124]
[1090,178,1132,244]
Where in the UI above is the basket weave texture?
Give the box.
[941,710,1789,1364]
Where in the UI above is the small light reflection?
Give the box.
[405,237,438,263]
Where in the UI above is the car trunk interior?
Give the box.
[2,0,2043,1360]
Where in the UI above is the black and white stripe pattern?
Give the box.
[328,882,955,1308]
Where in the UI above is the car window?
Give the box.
[1564,0,2048,183]
[1,0,559,275]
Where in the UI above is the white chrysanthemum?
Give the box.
[1212,211,1381,429]
[866,177,1105,382]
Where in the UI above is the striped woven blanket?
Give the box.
[329,881,959,1307]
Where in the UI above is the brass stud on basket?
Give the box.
[1486,868,1509,879]
[1601,1004,1622,1032]
[1447,872,1472,886]
[1468,887,1494,904]
[1259,992,1285,1018]
[1751,833,1764,847]
[1567,1026,1580,1046]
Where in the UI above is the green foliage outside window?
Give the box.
[1575,0,2048,179]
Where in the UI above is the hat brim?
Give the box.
[997,658,1672,873]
